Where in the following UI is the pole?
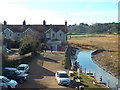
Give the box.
[108,80,109,87]
[94,73,96,79]
[80,65,82,73]
[84,68,86,74]
[77,68,80,77]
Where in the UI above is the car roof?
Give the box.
[4,67,17,71]
[18,64,28,67]
[57,70,67,74]
[0,76,5,79]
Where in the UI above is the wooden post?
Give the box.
[77,68,80,77]
[94,73,96,79]
[84,68,86,74]
[108,80,109,87]
[80,65,82,73]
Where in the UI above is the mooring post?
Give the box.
[84,68,86,74]
[94,73,96,79]
[77,68,80,77]
[108,80,110,87]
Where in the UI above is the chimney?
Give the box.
[3,20,7,25]
[43,20,46,25]
[23,20,26,26]
[65,20,67,26]
[65,20,67,32]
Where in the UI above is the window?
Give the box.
[10,71,14,75]
[60,33,62,36]
[2,77,10,83]
[10,34,11,37]
[53,33,55,37]
[18,33,20,37]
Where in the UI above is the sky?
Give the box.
[0,0,119,25]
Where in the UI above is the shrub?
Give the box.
[19,43,32,55]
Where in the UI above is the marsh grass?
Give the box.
[68,35,119,79]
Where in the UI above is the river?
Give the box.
[77,50,119,89]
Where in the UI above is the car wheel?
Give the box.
[2,87,7,90]
[2,88,7,90]
[58,83,61,85]
[19,78,24,84]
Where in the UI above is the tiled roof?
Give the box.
[2,24,67,33]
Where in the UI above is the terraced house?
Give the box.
[2,20,68,51]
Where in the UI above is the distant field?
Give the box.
[67,34,119,51]
[67,35,119,79]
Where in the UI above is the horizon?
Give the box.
[1,20,119,26]
[0,0,119,25]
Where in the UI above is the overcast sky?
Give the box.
[0,0,119,25]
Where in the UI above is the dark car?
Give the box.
[2,67,29,84]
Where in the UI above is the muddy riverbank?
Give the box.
[91,50,119,79]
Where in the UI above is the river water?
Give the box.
[77,50,119,89]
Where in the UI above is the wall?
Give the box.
[57,30,66,41]
[13,32,23,41]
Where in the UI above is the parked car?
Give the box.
[17,64,30,73]
[0,76,18,88]
[0,82,8,90]
[55,70,70,85]
[6,48,12,54]
[2,67,29,84]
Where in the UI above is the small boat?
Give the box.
[100,82,107,86]
[86,73,95,78]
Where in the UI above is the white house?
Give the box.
[2,20,68,51]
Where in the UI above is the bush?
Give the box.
[2,54,36,68]
[19,43,32,55]
[3,38,20,48]
[3,38,15,49]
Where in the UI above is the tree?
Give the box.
[19,43,32,55]
[19,30,43,55]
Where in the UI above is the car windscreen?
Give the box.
[17,67,25,70]
[15,70,21,74]
[2,77,10,82]
[59,74,69,78]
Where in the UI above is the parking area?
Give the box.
[17,51,71,89]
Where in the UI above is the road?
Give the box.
[17,51,74,89]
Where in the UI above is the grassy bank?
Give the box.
[73,72,110,89]
[67,35,119,79]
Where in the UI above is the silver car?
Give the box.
[17,64,29,73]
[0,76,18,88]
